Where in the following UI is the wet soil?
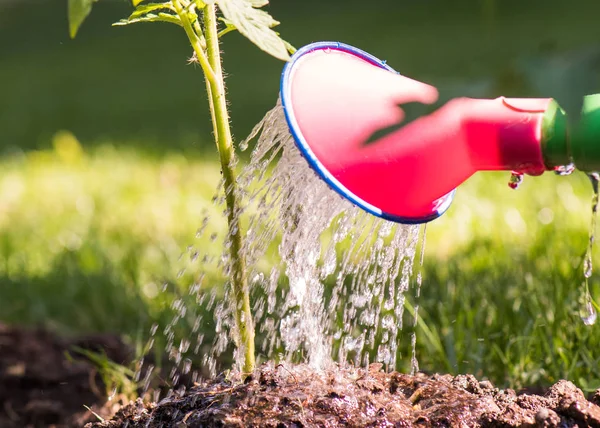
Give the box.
[0,323,133,428]
[89,363,600,428]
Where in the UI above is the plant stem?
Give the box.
[173,0,255,375]
[172,0,215,83]
[202,3,256,374]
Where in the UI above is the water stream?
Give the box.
[238,99,423,371]
[581,173,599,326]
[134,99,426,395]
[513,165,598,326]
[410,225,427,375]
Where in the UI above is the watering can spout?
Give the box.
[280,41,599,224]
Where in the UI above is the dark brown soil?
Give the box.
[89,363,600,428]
[0,323,133,428]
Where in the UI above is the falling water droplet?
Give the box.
[584,255,593,279]
[554,163,575,176]
[182,358,193,374]
[196,216,210,238]
[508,171,523,189]
[581,301,597,326]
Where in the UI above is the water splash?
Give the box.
[140,99,425,398]
[508,171,523,189]
[239,99,421,370]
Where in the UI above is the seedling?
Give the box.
[68,0,294,374]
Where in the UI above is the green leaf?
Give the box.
[216,0,290,61]
[68,0,97,38]
[113,12,183,27]
[129,2,174,19]
[132,0,146,6]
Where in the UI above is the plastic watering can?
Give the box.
[280,42,600,225]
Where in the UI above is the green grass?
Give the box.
[0,132,226,337]
[1,132,599,391]
[414,172,600,392]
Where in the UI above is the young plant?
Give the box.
[67,0,294,374]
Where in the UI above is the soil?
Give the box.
[88,363,600,428]
[0,323,134,428]
[3,325,600,428]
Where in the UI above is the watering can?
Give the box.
[280,42,600,224]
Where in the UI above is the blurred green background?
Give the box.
[2,0,600,391]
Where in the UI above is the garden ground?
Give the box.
[91,364,600,427]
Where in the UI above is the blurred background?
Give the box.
[2,0,600,391]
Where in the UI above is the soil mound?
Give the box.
[89,363,600,427]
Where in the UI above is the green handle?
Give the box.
[571,95,600,171]
[542,94,600,171]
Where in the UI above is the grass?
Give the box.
[416,172,600,392]
[0,131,226,337]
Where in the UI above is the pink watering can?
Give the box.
[281,42,600,224]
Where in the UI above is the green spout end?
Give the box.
[571,94,600,172]
[541,99,569,169]
[541,95,600,172]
